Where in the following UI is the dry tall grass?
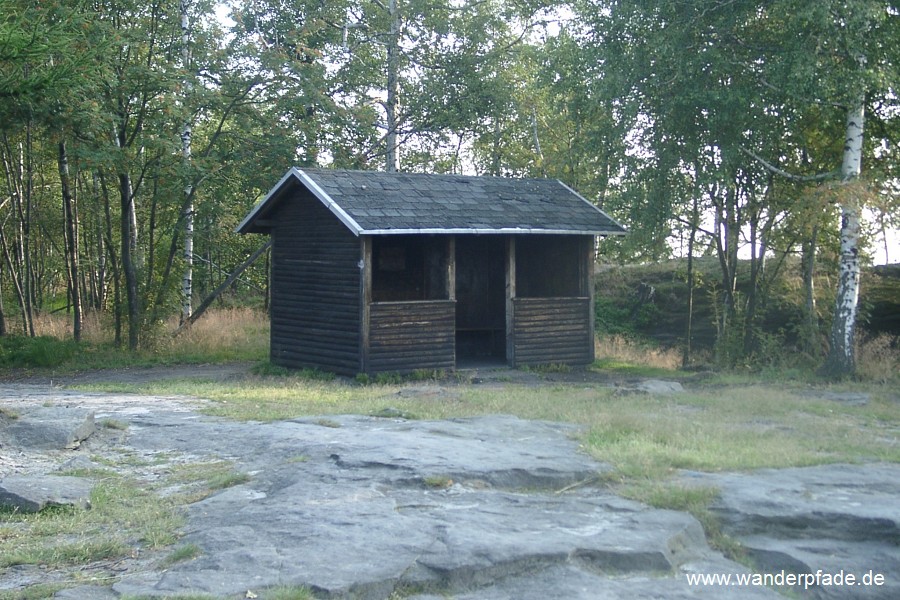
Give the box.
[857,334,900,383]
[164,307,269,361]
[26,307,270,363]
[594,334,682,370]
[32,310,110,344]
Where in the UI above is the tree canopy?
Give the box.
[0,0,897,374]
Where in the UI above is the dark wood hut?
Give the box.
[237,168,626,375]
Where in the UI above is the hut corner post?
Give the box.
[586,235,596,362]
[359,236,372,374]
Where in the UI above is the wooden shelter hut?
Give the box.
[237,168,626,375]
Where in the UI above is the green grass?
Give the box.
[423,475,454,489]
[164,460,251,495]
[591,358,690,378]
[160,543,202,567]
[0,455,253,593]
[0,583,66,600]
[259,585,315,600]
[0,479,183,570]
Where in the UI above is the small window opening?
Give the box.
[516,236,585,298]
[372,236,449,302]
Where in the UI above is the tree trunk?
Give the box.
[119,171,140,350]
[180,0,194,323]
[823,96,865,377]
[22,128,35,336]
[682,185,700,368]
[0,134,31,335]
[801,224,819,356]
[711,185,737,338]
[91,172,107,310]
[0,277,6,336]
[58,141,82,342]
[98,172,123,346]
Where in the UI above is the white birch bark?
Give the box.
[180,0,194,323]
[824,93,865,376]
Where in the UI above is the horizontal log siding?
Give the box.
[512,297,593,366]
[368,301,456,373]
[270,190,361,375]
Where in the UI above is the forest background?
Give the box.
[1,0,898,378]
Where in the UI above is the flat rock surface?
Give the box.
[2,381,895,598]
[683,465,900,599]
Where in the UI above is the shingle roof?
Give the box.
[237,168,627,236]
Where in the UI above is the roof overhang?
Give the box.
[236,168,365,235]
[238,168,628,237]
[359,228,626,236]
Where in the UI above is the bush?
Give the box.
[0,335,78,368]
[594,298,638,336]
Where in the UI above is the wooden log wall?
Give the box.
[367,300,456,373]
[512,297,593,366]
[270,189,361,375]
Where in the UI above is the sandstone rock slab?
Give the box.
[0,475,93,512]
[3,409,95,450]
[112,414,742,599]
[683,464,900,599]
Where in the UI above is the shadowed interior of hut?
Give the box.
[455,236,506,365]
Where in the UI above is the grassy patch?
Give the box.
[100,418,129,430]
[165,460,251,497]
[207,470,251,490]
[258,585,315,600]
[0,454,255,591]
[0,479,183,571]
[160,543,202,567]
[423,475,454,489]
[591,357,687,379]
[0,583,66,600]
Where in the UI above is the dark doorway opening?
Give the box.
[455,236,506,364]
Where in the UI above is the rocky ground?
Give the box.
[1,366,897,599]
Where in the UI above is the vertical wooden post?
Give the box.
[448,236,456,367]
[586,236,596,362]
[360,236,372,374]
[447,236,456,301]
[505,236,516,367]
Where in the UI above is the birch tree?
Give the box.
[581,0,899,372]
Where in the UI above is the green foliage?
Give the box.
[594,297,659,337]
[0,336,78,368]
